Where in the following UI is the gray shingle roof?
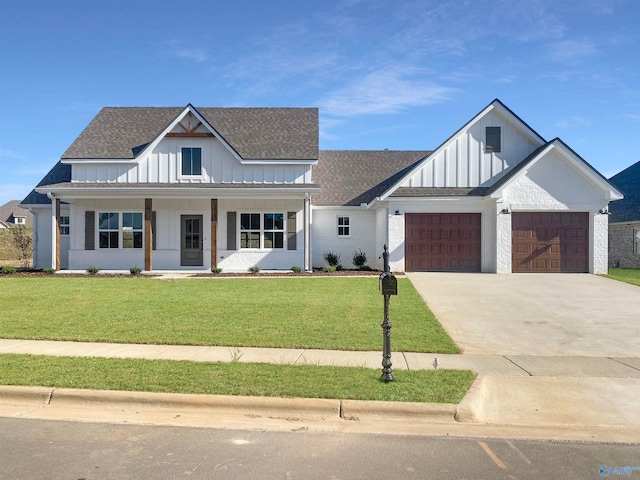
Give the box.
[313,150,430,206]
[21,162,72,205]
[62,106,318,161]
[609,160,640,223]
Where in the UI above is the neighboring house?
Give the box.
[608,160,640,268]
[21,99,621,273]
[0,200,33,228]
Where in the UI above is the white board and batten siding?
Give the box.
[61,197,306,271]
[71,137,312,185]
[400,108,541,189]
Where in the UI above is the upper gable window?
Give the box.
[485,127,501,153]
[181,147,202,176]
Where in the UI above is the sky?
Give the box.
[1,0,639,206]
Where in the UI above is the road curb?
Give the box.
[454,376,486,423]
[341,399,456,422]
[0,385,457,422]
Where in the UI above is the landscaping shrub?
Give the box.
[323,265,337,273]
[130,266,142,275]
[248,266,261,274]
[43,268,56,275]
[322,251,342,270]
[211,267,222,274]
[87,266,100,275]
[352,249,367,269]
[290,265,303,273]
[1,266,16,275]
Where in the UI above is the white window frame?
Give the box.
[180,147,203,177]
[59,215,70,235]
[98,211,144,249]
[14,217,25,225]
[634,228,640,255]
[337,216,350,237]
[239,212,285,250]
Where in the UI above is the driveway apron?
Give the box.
[406,273,640,356]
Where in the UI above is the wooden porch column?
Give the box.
[211,199,218,269]
[55,198,61,270]
[144,198,152,271]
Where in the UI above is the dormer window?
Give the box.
[181,147,202,176]
[485,126,501,153]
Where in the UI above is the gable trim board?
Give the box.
[22,100,621,274]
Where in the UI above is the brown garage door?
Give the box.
[405,213,481,272]
[512,212,588,273]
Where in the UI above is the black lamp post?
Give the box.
[379,244,397,382]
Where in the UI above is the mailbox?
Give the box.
[379,272,398,296]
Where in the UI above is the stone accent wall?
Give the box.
[608,222,640,268]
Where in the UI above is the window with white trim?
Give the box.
[181,147,202,176]
[59,216,70,235]
[634,228,640,255]
[264,213,284,248]
[98,212,143,249]
[14,217,25,225]
[337,216,350,237]
[240,213,284,249]
[122,212,143,248]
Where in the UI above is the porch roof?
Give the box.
[34,181,320,199]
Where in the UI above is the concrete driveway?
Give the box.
[406,273,640,356]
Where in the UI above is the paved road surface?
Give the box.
[1,418,638,479]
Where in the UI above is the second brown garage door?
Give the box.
[512,212,589,273]
[405,213,481,272]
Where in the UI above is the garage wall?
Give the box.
[501,152,609,274]
[387,199,496,272]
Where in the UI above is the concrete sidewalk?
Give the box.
[2,339,640,378]
[2,339,640,441]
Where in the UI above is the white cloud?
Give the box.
[174,47,208,63]
[0,148,27,161]
[319,68,455,117]
[164,40,209,63]
[548,39,598,63]
[554,116,590,129]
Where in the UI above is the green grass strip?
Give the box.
[605,268,640,287]
[0,354,474,404]
[0,277,458,353]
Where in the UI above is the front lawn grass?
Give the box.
[605,268,640,287]
[0,277,458,353]
[0,354,475,403]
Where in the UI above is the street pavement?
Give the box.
[2,417,637,480]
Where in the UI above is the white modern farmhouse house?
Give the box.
[22,99,621,273]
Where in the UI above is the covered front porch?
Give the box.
[43,186,314,272]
